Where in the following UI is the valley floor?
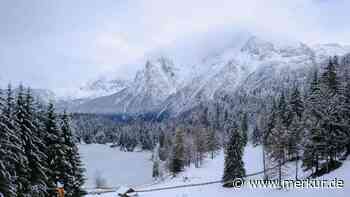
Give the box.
[84,145,348,197]
[79,144,153,188]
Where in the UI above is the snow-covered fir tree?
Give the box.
[169,127,185,176]
[60,111,86,197]
[206,127,220,159]
[44,103,70,196]
[0,87,22,196]
[152,143,161,179]
[222,123,246,187]
[240,112,249,146]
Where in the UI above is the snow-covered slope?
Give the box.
[71,57,181,114]
[312,43,350,64]
[86,145,349,197]
[78,77,129,99]
[162,36,317,115]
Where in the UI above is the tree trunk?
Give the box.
[278,160,282,188]
[315,154,319,174]
[295,155,298,180]
[262,145,266,180]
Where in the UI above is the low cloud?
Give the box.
[1,0,349,95]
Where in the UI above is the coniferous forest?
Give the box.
[251,56,350,180]
[69,55,350,187]
[0,85,85,197]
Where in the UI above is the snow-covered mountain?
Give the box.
[79,77,129,99]
[71,57,181,114]
[312,43,350,64]
[162,36,318,115]
[67,36,350,115]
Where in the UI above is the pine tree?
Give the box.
[302,127,324,175]
[265,93,293,182]
[60,111,86,197]
[193,128,206,168]
[267,113,288,183]
[342,77,350,156]
[222,123,245,188]
[16,87,48,197]
[206,127,220,159]
[0,87,22,196]
[44,103,66,196]
[251,125,262,146]
[277,92,290,126]
[303,64,344,175]
[321,58,339,94]
[319,58,344,166]
[26,89,49,196]
[152,144,161,179]
[261,100,278,179]
[169,127,185,175]
[15,85,36,196]
[240,113,249,146]
[286,86,304,179]
[10,85,33,197]
[303,71,323,174]
[289,86,304,121]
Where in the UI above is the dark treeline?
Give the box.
[0,85,85,197]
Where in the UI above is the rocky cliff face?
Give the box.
[71,57,180,114]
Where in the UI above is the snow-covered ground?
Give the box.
[86,145,348,197]
[79,144,153,188]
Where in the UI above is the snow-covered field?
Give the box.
[85,145,349,197]
[79,144,153,188]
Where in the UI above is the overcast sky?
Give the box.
[1,0,349,95]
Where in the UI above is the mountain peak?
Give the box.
[240,36,276,60]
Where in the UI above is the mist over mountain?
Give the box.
[60,35,350,116]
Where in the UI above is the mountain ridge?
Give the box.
[62,36,350,115]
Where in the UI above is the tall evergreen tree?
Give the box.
[303,71,323,174]
[277,92,290,126]
[321,58,339,94]
[193,128,206,168]
[287,86,304,179]
[11,85,32,197]
[319,58,344,165]
[15,86,49,197]
[289,86,304,121]
[60,111,86,197]
[44,103,66,196]
[169,127,185,175]
[267,99,289,182]
[222,123,245,187]
[0,87,22,196]
[206,127,220,159]
[240,113,249,146]
[251,125,262,146]
[342,76,350,156]
[152,144,161,179]
[25,89,49,197]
